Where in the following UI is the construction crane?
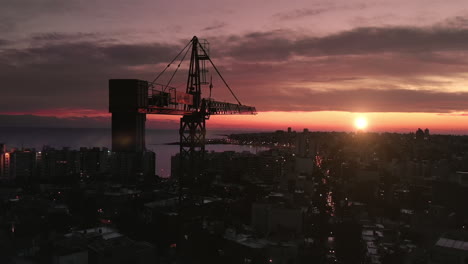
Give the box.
[109,36,256,202]
[145,36,256,201]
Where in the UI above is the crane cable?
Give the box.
[163,42,191,92]
[149,39,192,86]
[198,43,243,106]
[209,75,213,100]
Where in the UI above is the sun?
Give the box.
[355,117,368,130]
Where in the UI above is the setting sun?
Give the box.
[355,117,368,130]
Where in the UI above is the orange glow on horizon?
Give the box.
[3,109,468,134]
[207,111,468,134]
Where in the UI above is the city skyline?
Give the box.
[2,0,468,133]
[2,2,468,261]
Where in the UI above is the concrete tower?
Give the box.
[109,79,155,184]
[109,79,148,152]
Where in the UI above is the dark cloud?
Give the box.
[1,40,180,66]
[437,15,468,29]
[223,26,468,61]
[223,30,294,61]
[272,2,369,21]
[296,27,468,55]
[102,43,178,65]
[31,32,100,42]
[203,21,227,31]
[0,39,10,46]
[273,8,331,21]
[349,14,399,27]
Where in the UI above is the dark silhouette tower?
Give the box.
[109,79,154,184]
[109,79,148,152]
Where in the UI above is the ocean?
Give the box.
[0,127,266,177]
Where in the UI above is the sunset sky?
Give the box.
[1,0,468,133]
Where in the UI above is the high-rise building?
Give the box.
[252,202,303,235]
[10,149,36,184]
[109,79,156,184]
[109,79,148,153]
[111,151,155,184]
[295,131,315,158]
[79,147,111,176]
[40,147,80,182]
[0,143,11,180]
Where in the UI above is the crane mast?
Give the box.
[179,37,205,200]
[180,36,218,203]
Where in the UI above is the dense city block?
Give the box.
[1,128,468,263]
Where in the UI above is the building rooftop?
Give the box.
[88,236,135,253]
[435,238,468,251]
[64,226,117,238]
